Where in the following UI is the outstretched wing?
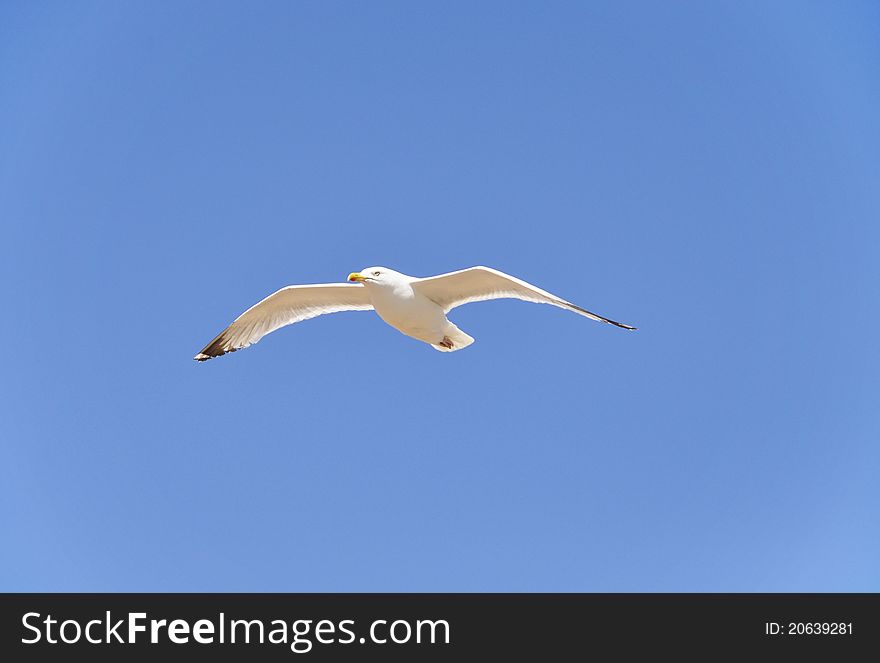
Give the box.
[195,283,373,361]
[411,266,636,330]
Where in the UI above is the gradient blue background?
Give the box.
[2,1,878,591]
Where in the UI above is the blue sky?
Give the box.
[1,1,878,591]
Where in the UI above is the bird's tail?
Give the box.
[431,325,475,352]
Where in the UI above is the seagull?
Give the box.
[194,266,636,361]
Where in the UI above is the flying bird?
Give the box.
[194,266,636,361]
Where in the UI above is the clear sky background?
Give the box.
[1,1,878,592]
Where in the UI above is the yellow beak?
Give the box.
[348,272,366,283]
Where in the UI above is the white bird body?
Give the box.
[194,265,635,360]
[369,279,445,342]
[360,269,472,351]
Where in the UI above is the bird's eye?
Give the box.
[373,271,381,276]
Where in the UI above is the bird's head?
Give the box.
[347,266,406,287]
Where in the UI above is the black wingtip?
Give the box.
[597,315,636,331]
[194,330,238,362]
[568,302,637,331]
[193,346,239,362]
